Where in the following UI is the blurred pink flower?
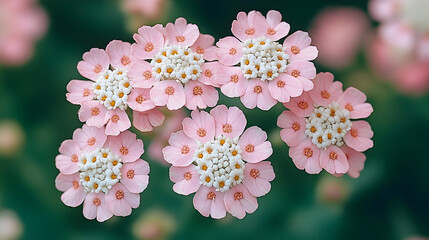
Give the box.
[123,0,165,19]
[148,109,186,165]
[163,105,275,219]
[278,72,373,176]
[55,124,149,222]
[67,40,165,136]
[215,10,318,110]
[368,0,429,93]
[310,7,370,69]
[0,0,48,65]
[131,18,219,110]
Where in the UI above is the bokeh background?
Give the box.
[1,0,429,239]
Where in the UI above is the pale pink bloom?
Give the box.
[131,18,219,110]
[163,105,274,219]
[0,0,48,65]
[215,10,318,110]
[394,61,429,94]
[148,109,186,164]
[68,40,165,135]
[133,109,165,132]
[122,0,165,19]
[278,72,374,176]
[55,125,149,222]
[310,7,370,69]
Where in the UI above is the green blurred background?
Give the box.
[1,0,429,239]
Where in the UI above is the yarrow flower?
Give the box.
[214,10,318,110]
[162,105,275,219]
[277,72,374,177]
[67,40,165,136]
[55,124,149,222]
[130,17,220,110]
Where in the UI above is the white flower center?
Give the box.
[305,102,352,149]
[151,45,204,84]
[93,69,132,110]
[79,148,122,194]
[400,0,429,33]
[240,36,289,81]
[194,135,245,192]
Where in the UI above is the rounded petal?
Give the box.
[66,80,94,105]
[170,165,201,195]
[277,111,306,147]
[289,139,322,174]
[182,110,215,144]
[77,48,110,81]
[132,109,165,132]
[320,145,349,174]
[121,160,150,193]
[193,186,227,219]
[162,130,198,166]
[210,105,247,139]
[132,26,164,59]
[224,184,258,219]
[344,121,374,152]
[105,130,144,163]
[238,126,273,163]
[105,183,139,217]
[150,81,186,110]
[215,36,243,66]
[242,161,275,197]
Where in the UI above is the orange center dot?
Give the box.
[207,192,216,200]
[176,36,185,42]
[291,70,300,78]
[196,47,204,54]
[71,154,78,163]
[350,128,358,138]
[229,48,237,55]
[72,180,79,189]
[127,170,135,179]
[91,107,100,116]
[111,115,119,123]
[165,86,175,95]
[197,128,207,137]
[87,137,96,146]
[234,192,244,200]
[121,56,131,66]
[250,169,260,178]
[181,145,190,154]
[303,147,313,157]
[292,122,301,131]
[277,80,285,88]
[329,151,338,160]
[143,71,152,79]
[321,91,330,99]
[245,28,255,35]
[115,190,124,200]
[144,43,154,52]
[205,70,212,77]
[345,103,353,112]
[267,28,276,35]
[231,75,239,83]
[94,64,102,73]
[83,88,90,97]
[136,96,144,104]
[246,144,254,153]
[254,85,262,93]
[120,146,129,155]
[222,124,232,133]
[298,101,308,109]
[291,46,300,55]
[93,198,101,206]
[193,86,203,95]
[184,172,192,180]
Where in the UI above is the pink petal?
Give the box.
[106,40,137,70]
[55,172,80,192]
[165,18,200,47]
[309,72,343,107]
[105,109,131,136]
[184,80,219,110]
[320,145,349,174]
[238,126,273,163]
[268,74,303,103]
[83,193,113,222]
[224,184,258,219]
[162,130,198,166]
[72,124,107,152]
[285,60,317,92]
[132,109,165,132]
[283,92,314,117]
[342,145,366,178]
[78,101,108,128]
[344,121,374,152]
[57,172,85,207]
[132,26,164,60]
[289,139,322,174]
[66,80,94,105]
[121,160,150,193]
[127,88,156,112]
[283,31,318,62]
[128,60,157,88]
[170,165,200,195]
[105,183,139,217]
[182,110,215,144]
[242,161,275,197]
[231,11,268,41]
[190,34,217,61]
[199,62,221,87]
[338,87,373,119]
[193,186,226,219]
[210,105,247,138]
[150,80,186,110]
[241,80,277,110]
[216,66,248,97]
[105,130,144,163]
[277,110,306,147]
[215,36,243,66]
[55,140,81,174]
[265,10,290,41]
[77,48,110,81]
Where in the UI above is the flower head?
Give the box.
[278,72,373,176]
[215,10,318,110]
[55,124,149,222]
[163,105,274,219]
[131,18,219,110]
[67,40,165,135]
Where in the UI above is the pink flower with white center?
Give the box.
[162,105,275,219]
[215,10,318,110]
[368,0,429,93]
[131,18,220,110]
[277,72,374,176]
[67,40,165,135]
[0,0,48,66]
[55,124,149,222]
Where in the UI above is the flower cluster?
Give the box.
[163,105,275,219]
[55,125,149,222]
[277,72,374,177]
[368,0,429,93]
[214,10,318,110]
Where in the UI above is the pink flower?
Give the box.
[310,7,370,69]
[131,18,219,110]
[368,0,429,94]
[0,0,48,65]
[163,105,275,219]
[55,124,149,222]
[215,10,318,110]
[67,40,165,135]
[277,72,374,176]
[122,0,165,20]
